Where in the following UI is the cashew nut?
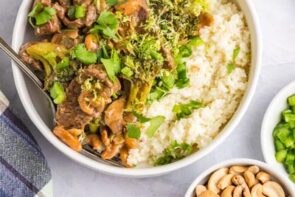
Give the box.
[244,170,258,188]
[195,185,207,196]
[262,181,285,197]
[233,185,243,197]
[229,166,247,175]
[199,190,219,197]
[221,185,235,197]
[231,175,251,197]
[256,171,271,184]
[217,174,234,190]
[247,166,260,174]
[251,183,266,197]
[208,168,229,194]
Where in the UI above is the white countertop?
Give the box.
[1,0,295,196]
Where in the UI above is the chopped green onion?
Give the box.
[275,150,287,162]
[146,116,165,137]
[232,47,240,61]
[173,100,203,120]
[127,124,141,139]
[227,63,235,74]
[56,57,70,70]
[75,5,86,19]
[35,7,56,26]
[50,81,65,104]
[161,70,175,90]
[101,50,121,82]
[227,47,240,74]
[71,44,97,64]
[288,95,295,106]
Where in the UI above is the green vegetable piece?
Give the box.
[286,164,295,174]
[88,119,100,133]
[285,151,295,165]
[176,63,190,88]
[106,0,120,6]
[121,67,133,78]
[275,150,287,163]
[56,57,70,70]
[232,47,240,61]
[274,140,285,151]
[50,81,65,104]
[179,45,192,58]
[227,63,235,74]
[71,44,97,64]
[289,174,295,183]
[284,113,295,122]
[44,51,57,66]
[284,137,294,148]
[67,6,76,20]
[227,47,240,74]
[28,3,43,17]
[161,70,175,90]
[173,100,203,120]
[276,127,290,142]
[35,7,56,26]
[155,141,193,166]
[92,11,118,40]
[147,86,167,104]
[127,124,141,139]
[75,5,86,19]
[132,111,151,123]
[288,95,295,106]
[101,50,121,82]
[291,106,295,113]
[146,116,165,138]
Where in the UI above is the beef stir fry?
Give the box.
[20,0,212,167]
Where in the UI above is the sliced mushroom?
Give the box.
[217,174,234,190]
[262,181,285,197]
[207,168,229,194]
[256,171,271,184]
[251,184,266,197]
[125,137,138,149]
[229,166,247,175]
[244,170,258,188]
[104,97,126,134]
[221,185,235,197]
[198,190,219,197]
[195,185,207,196]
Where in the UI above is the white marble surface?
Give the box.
[1,0,295,196]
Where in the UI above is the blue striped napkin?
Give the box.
[0,91,52,197]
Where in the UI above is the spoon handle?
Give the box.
[0,37,43,88]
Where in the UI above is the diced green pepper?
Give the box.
[50,81,65,104]
[288,94,295,106]
[284,113,295,122]
[274,140,285,151]
[284,137,294,148]
[289,174,295,183]
[275,150,287,163]
[75,5,86,19]
[276,127,290,142]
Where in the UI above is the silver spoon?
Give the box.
[0,37,123,167]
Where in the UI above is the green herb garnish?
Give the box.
[173,100,203,120]
[91,11,119,40]
[101,49,121,82]
[71,44,97,65]
[146,116,165,137]
[127,124,141,139]
[227,47,240,74]
[28,3,56,26]
[155,141,193,166]
[50,81,65,104]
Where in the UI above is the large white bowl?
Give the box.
[261,81,295,184]
[11,0,261,177]
[185,158,295,197]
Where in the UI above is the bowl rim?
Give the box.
[11,0,261,177]
[261,80,295,183]
[185,158,295,197]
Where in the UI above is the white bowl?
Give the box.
[185,158,295,197]
[11,0,261,177]
[261,81,295,184]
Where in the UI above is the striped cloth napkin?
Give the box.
[0,91,52,197]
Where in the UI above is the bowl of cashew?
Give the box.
[185,158,295,197]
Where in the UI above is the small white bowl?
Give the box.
[261,81,295,184]
[185,158,295,197]
[11,0,261,177]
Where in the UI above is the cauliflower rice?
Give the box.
[127,0,251,167]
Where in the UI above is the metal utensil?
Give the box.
[0,37,123,167]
